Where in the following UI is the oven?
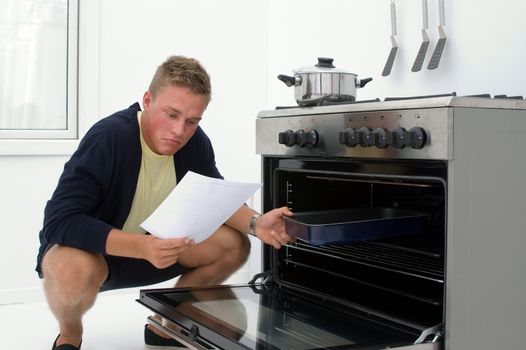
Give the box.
[138,94,526,349]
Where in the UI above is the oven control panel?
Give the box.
[338,126,427,149]
[278,127,426,149]
[256,108,452,160]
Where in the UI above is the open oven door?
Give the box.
[138,283,442,350]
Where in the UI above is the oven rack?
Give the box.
[277,240,445,327]
[288,241,444,281]
[281,259,442,310]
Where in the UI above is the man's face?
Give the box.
[141,84,208,155]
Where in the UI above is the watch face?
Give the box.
[249,215,259,236]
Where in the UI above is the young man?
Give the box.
[36,55,293,349]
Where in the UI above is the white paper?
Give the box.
[141,171,261,243]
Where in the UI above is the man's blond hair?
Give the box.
[148,55,211,103]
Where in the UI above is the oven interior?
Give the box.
[263,158,446,332]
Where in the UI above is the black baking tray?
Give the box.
[284,208,427,245]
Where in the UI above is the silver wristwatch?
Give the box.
[249,214,260,236]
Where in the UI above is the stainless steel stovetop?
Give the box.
[256,93,526,161]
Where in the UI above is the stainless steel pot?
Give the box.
[278,57,372,107]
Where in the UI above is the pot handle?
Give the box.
[277,74,296,87]
[358,77,373,88]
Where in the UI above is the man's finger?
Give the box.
[158,238,194,249]
[279,206,294,217]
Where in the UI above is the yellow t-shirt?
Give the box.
[121,111,177,234]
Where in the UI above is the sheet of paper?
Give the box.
[141,171,261,243]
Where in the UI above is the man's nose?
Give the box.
[169,118,185,135]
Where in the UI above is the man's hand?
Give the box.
[141,235,194,269]
[105,229,194,269]
[254,206,294,249]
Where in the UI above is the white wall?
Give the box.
[1,0,526,305]
[267,0,526,106]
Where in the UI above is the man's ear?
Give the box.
[143,91,152,108]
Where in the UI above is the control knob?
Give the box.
[408,127,427,149]
[358,127,373,147]
[278,129,297,147]
[390,127,407,149]
[297,129,319,147]
[339,128,359,147]
[373,128,388,149]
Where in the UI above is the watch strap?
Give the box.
[249,214,260,236]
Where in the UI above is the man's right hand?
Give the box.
[105,229,194,269]
[142,235,194,269]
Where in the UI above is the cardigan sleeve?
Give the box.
[40,137,115,254]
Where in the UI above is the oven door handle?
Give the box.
[414,323,444,344]
[147,315,214,350]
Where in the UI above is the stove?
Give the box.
[139,93,526,349]
[257,93,526,161]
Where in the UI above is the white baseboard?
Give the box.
[0,287,47,305]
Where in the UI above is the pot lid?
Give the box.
[293,57,354,74]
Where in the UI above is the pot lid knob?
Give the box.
[315,57,335,68]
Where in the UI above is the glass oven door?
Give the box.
[138,284,441,350]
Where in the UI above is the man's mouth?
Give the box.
[163,138,181,145]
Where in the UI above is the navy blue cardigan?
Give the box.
[36,103,222,273]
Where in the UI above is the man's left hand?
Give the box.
[253,207,294,249]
